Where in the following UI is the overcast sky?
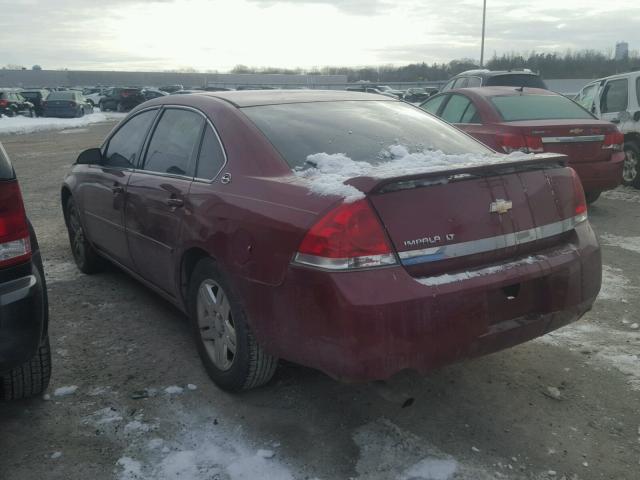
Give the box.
[0,0,637,71]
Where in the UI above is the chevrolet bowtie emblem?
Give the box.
[490,199,513,214]
[569,128,584,135]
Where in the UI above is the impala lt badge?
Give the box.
[490,199,513,214]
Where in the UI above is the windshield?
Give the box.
[490,94,594,121]
[242,100,492,169]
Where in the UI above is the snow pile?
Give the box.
[0,111,125,135]
[295,145,534,202]
[602,186,640,204]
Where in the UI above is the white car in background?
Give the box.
[575,71,640,187]
[82,87,109,107]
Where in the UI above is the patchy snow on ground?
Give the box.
[0,111,125,135]
[164,385,184,395]
[602,186,640,204]
[540,321,640,390]
[354,418,501,480]
[43,259,84,284]
[599,265,634,301]
[53,385,79,396]
[296,146,536,202]
[112,405,296,480]
[600,233,640,255]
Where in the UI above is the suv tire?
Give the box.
[188,258,278,392]
[0,336,51,401]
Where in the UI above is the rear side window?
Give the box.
[196,126,225,179]
[600,79,629,113]
[576,84,597,110]
[485,74,547,89]
[143,109,204,176]
[490,95,594,121]
[440,94,474,123]
[420,95,446,114]
[466,76,482,87]
[104,109,158,168]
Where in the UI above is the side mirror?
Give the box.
[76,148,102,165]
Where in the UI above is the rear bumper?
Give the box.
[572,153,624,193]
[0,265,46,372]
[244,222,601,382]
[43,108,77,118]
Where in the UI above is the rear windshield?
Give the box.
[485,74,547,89]
[21,91,42,99]
[47,91,75,101]
[242,101,491,169]
[0,142,14,180]
[490,95,594,121]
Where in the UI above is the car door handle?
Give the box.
[165,197,184,208]
[111,185,124,194]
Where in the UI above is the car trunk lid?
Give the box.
[359,154,583,278]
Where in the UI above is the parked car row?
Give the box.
[0,88,94,118]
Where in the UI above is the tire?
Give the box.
[29,108,36,118]
[99,101,107,112]
[116,102,125,113]
[77,108,84,118]
[0,336,51,401]
[6,109,15,118]
[585,191,601,204]
[622,142,640,188]
[64,197,104,274]
[188,258,278,392]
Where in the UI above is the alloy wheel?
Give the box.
[197,280,237,371]
[67,204,86,264]
[623,148,638,183]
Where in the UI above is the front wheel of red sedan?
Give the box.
[188,258,278,392]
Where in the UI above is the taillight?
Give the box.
[496,133,544,153]
[570,168,588,223]
[602,131,624,151]
[294,200,397,270]
[0,99,8,108]
[0,180,31,268]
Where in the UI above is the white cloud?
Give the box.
[0,0,637,71]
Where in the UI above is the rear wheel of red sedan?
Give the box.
[64,197,104,274]
[623,142,640,188]
[188,258,278,392]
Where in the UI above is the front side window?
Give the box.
[466,76,482,87]
[601,79,628,113]
[143,109,204,176]
[104,109,158,168]
[440,94,473,123]
[441,79,456,92]
[196,125,226,179]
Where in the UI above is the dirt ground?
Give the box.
[0,122,638,480]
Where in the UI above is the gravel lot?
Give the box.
[0,121,639,480]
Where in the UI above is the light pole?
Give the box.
[480,0,487,67]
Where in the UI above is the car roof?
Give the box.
[165,89,396,107]
[455,69,538,78]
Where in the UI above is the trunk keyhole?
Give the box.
[502,283,521,300]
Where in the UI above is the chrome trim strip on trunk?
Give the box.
[398,214,586,266]
[541,135,605,144]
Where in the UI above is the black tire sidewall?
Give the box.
[187,258,254,392]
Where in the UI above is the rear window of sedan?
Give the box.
[490,95,594,121]
[47,91,76,101]
[485,74,547,89]
[242,101,491,169]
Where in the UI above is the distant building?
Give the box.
[615,42,629,61]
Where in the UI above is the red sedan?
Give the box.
[420,87,625,203]
[61,91,601,391]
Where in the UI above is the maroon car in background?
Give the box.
[420,87,625,203]
[61,91,601,392]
